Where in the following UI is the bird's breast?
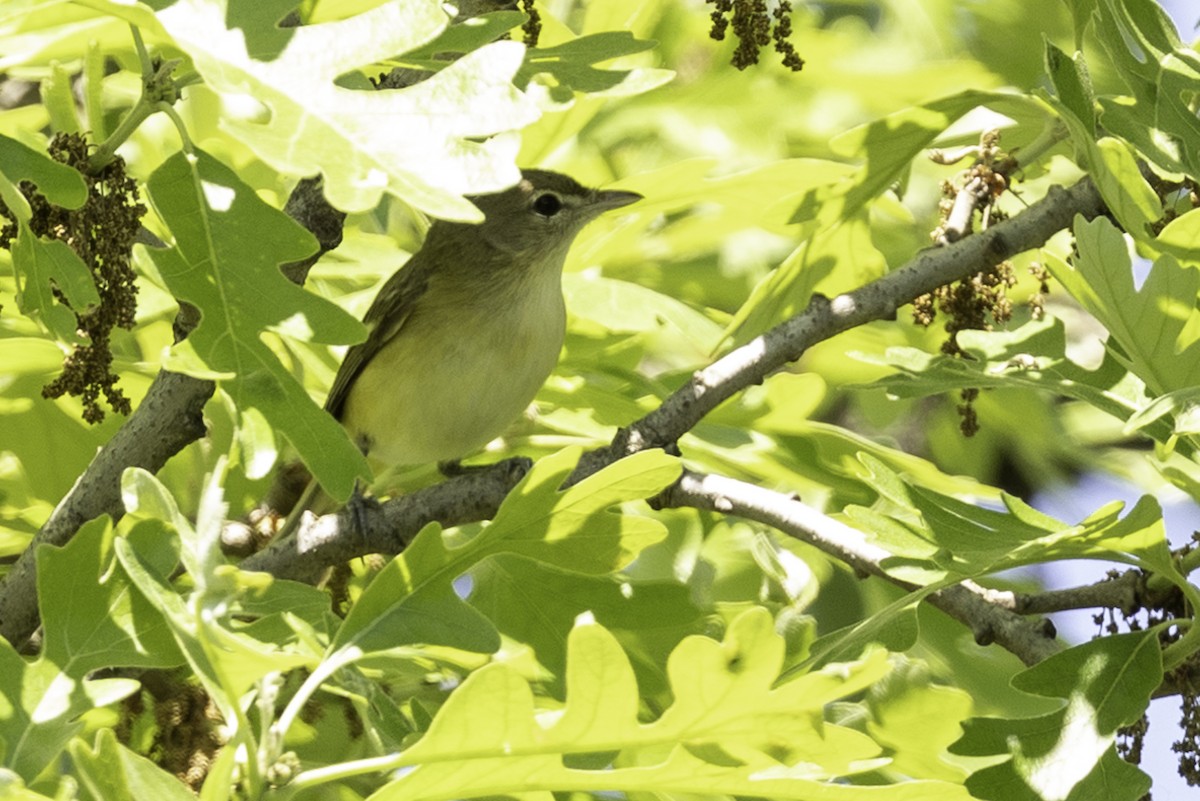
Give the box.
[340,269,567,467]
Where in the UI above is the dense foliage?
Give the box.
[2,0,1200,799]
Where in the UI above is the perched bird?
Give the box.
[324,169,642,470]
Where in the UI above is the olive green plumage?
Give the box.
[327,170,640,468]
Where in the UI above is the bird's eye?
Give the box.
[532,192,563,217]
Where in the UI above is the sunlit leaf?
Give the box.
[358,609,970,801]
[953,631,1160,801]
[153,0,540,219]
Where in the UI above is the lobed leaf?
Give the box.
[331,448,680,658]
[953,631,1160,801]
[354,609,970,801]
[0,133,95,339]
[855,317,1179,449]
[144,149,368,499]
[0,518,174,783]
[154,0,540,220]
[1050,216,1200,396]
[844,454,1178,589]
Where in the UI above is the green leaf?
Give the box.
[10,228,97,340]
[953,631,1160,801]
[1124,386,1200,436]
[0,769,57,801]
[115,467,317,733]
[0,134,94,337]
[479,447,679,572]
[154,0,540,219]
[1092,0,1182,100]
[1155,206,1200,260]
[70,729,194,801]
[1084,0,1200,179]
[352,609,970,801]
[563,272,725,354]
[518,31,665,102]
[846,455,1177,584]
[0,133,87,214]
[1091,136,1160,235]
[853,317,1179,449]
[332,448,680,657]
[1042,34,1162,239]
[1050,216,1200,396]
[1061,0,1098,49]
[0,636,140,783]
[401,10,526,62]
[805,90,1052,226]
[469,554,704,695]
[115,534,314,714]
[38,516,182,676]
[727,212,885,344]
[740,90,1050,343]
[804,594,925,671]
[144,149,368,499]
[1045,41,1094,134]
[0,337,62,375]
[0,518,160,782]
[866,663,972,783]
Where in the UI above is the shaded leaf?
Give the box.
[70,729,194,801]
[469,554,705,695]
[144,149,368,499]
[855,317,1178,449]
[953,631,1160,801]
[1045,41,1094,134]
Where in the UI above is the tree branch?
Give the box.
[569,175,1107,483]
[241,458,530,583]
[230,176,1109,671]
[655,469,1063,666]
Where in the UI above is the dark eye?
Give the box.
[532,192,563,217]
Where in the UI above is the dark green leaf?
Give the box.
[145,149,369,499]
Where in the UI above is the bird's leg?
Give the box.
[438,459,481,477]
[344,478,381,543]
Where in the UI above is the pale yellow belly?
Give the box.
[340,286,565,467]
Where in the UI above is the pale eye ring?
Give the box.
[532,192,563,217]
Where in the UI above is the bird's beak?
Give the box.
[593,189,643,212]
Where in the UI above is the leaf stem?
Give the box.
[158,102,196,154]
[88,98,156,172]
[281,753,405,794]
[268,651,357,767]
[88,25,192,173]
[1014,119,1069,170]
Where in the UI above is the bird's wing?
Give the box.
[323,254,432,420]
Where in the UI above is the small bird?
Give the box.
[326,169,641,472]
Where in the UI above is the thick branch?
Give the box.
[977,569,1145,616]
[657,469,1062,666]
[242,459,530,583]
[570,176,1107,483]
